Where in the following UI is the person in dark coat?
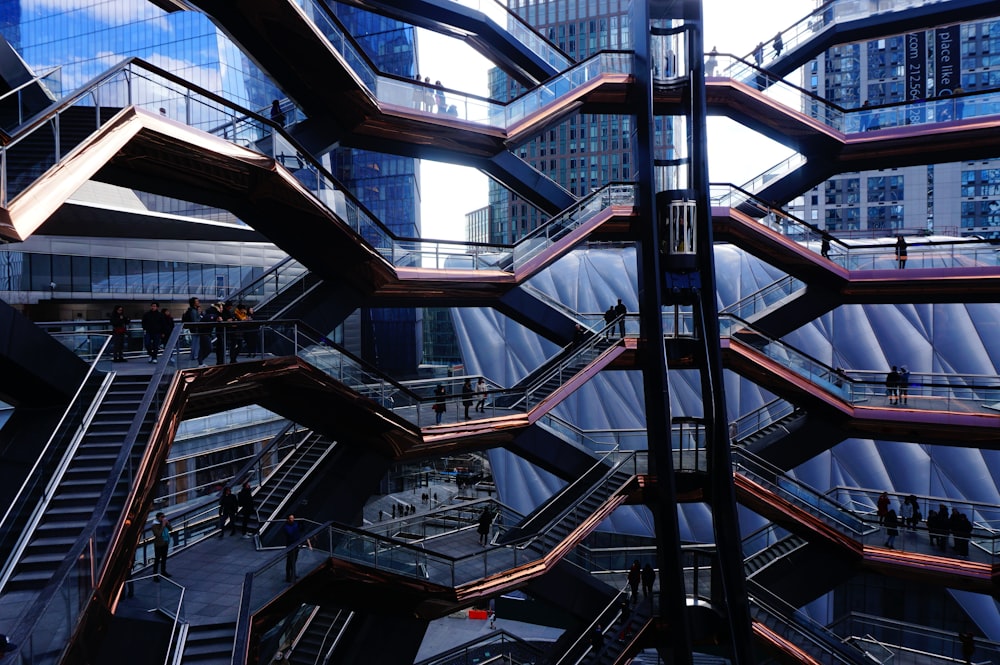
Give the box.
[641,563,656,599]
[151,512,171,577]
[141,301,166,363]
[237,481,254,537]
[884,508,899,548]
[885,367,900,405]
[433,384,447,424]
[590,624,604,652]
[110,304,129,362]
[218,486,238,537]
[270,99,286,126]
[614,298,627,337]
[283,514,301,582]
[604,306,616,339]
[477,507,493,546]
[627,560,641,603]
[462,378,474,420]
[198,302,224,366]
[876,491,890,525]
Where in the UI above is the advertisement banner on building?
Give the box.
[934,25,960,121]
[905,31,926,124]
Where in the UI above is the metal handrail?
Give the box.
[747,578,864,665]
[501,449,631,547]
[7,323,184,660]
[507,316,623,411]
[0,336,113,589]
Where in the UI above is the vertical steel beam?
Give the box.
[631,1,693,663]
[685,1,755,662]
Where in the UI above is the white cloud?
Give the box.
[24,0,170,31]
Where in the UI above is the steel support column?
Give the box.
[686,1,755,662]
[632,1,693,663]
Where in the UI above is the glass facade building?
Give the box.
[795,16,1000,237]
[486,0,632,244]
[328,2,422,376]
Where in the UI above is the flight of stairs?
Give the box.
[4,374,152,592]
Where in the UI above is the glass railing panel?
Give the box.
[292,0,377,90]
[517,284,594,330]
[365,499,511,544]
[247,321,420,412]
[330,524,449,582]
[842,89,1000,133]
[228,258,308,306]
[124,574,185,632]
[265,130,394,259]
[391,238,504,270]
[730,0,956,84]
[134,504,220,571]
[735,450,879,538]
[825,486,1000,545]
[0,66,61,134]
[505,52,631,127]
[3,113,59,204]
[511,183,635,270]
[721,276,806,320]
[831,612,1000,665]
[710,183,828,248]
[18,561,92,665]
[716,50,1000,135]
[741,524,792,561]
[536,413,647,451]
[731,398,796,442]
[662,307,696,337]
[451,0,572,73]
[0,338,112,582]
[720,315,852,401]
[378,74,496,124]
[712,53,845,130]
[834,368,1000,414]
[732,152,806,199]
[520,323,618,410]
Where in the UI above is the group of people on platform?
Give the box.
[884,365,910,405]
[877,491,974,554]
[412,75,457,116]
[108,298,258,365]
[433,377,489,424]
[603,298,627,340]
[182,297,257,366]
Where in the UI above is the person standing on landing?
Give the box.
[151,512,171,578]
[283,515,301,582]
[141,302,166,364]
[219,487,238,537]
[237,481,255,537]
[614,298,627,338]
[182,297,201,362]
[474,377,488,412]
[462,378,474,419]
[895,235,908,269]
[876,491,890,525]
[110,304,129,362]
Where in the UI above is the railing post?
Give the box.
[53,113,61,162]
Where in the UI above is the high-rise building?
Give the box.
[486,0,632,244]
[793,17,1000,237]
[327,3,423,376]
